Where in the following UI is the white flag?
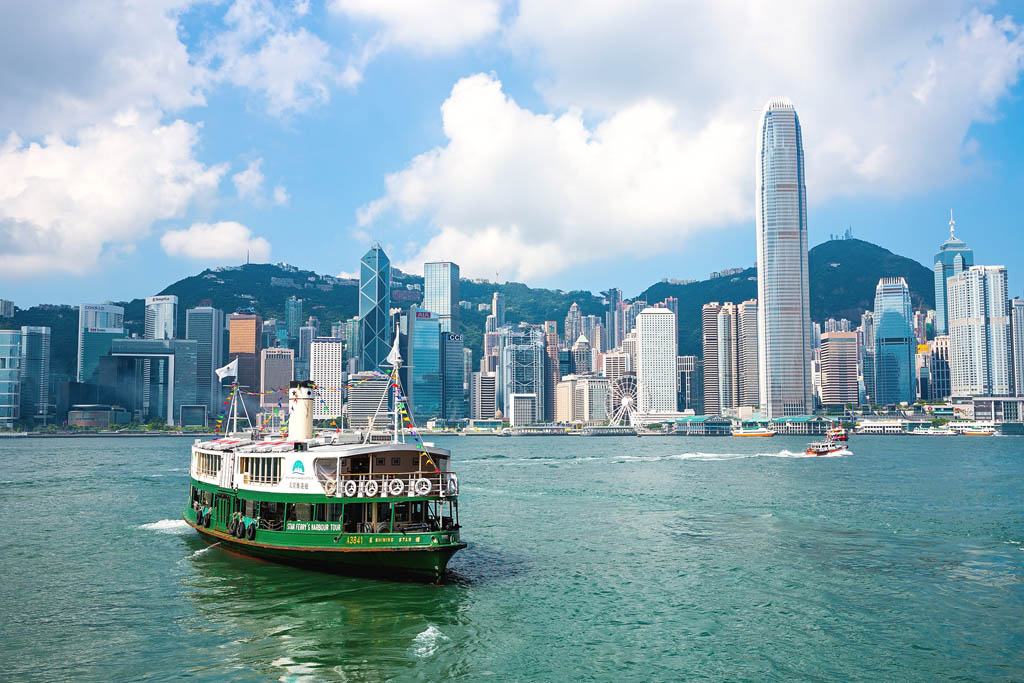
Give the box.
[385,328,402,367]
[215,358,238,381]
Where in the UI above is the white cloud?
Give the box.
[161,221,271,262]
[232,158,266,200]
[361,3,1024,281]
[0,111,226,276]
[365,73,749,280]
[0,0,206,136]
[205,0,338,116]
[509,1,1024,197]
[272,185,290,205]
[336,270,359,279]
[329,0,500,85]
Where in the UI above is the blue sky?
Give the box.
[1,0,1022,307]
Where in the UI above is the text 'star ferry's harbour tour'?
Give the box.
[183,362,466,581]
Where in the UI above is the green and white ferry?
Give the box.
[184,372,466,581]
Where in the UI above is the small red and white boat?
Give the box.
[805,440,846,456]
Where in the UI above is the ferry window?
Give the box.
[351,457,369,474]
[314,504,327,522]
[243,499,255,517]
[291,503,313,521]
[391,457,401,466]
[394,503,409,523]
[327,503,343,521]
[375,457,385,466]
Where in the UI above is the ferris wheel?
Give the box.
[606,374,638,427]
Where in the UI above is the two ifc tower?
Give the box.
[756,97,813,419]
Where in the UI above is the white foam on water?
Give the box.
[614,449,852,464]
[411,625,448,658]
[140,519,191,535]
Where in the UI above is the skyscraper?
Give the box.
[701,303,722,415]
[260,348,294,412]
[542,321,560,422]
[228,313,263,394]
[359,245,391,372]
[1012,298,1024,396]
[928,335,951,400]
[470,372,497,420]
[0,329,21,428]
[737,300,759,407]
[947,265,1011,396]
[423,261,460,333]
[604,288,622,350]
[564,303,582,347]
[873,278,915,405]
[756,97,813,417]
[491,291,505,328]
[819,331,858,406]
[498,326,546,422]
[285,296,303,347]
[677,355,704,414]
[442,332,466,419]
[18,326,50,424]
[77,304,124,383]
[310,338,344,419]
[186,306,225,417]
[636,307,677,414]
[571,335,592,375]
[144,295,178,340]
[407,308,442,423]
[933,211,974,336]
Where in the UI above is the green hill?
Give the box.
[3,237,933,375]
[639,238,934,356]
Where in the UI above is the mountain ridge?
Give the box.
[2,237,934,380]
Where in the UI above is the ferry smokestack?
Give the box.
[288,380,315,441]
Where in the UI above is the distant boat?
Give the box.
[731,426,776,437]
[960,426,997,436]
[910,426,955,436]
[804,440,846,456]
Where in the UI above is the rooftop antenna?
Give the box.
[949,209,955,238]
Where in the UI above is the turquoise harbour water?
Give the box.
[1,435,1022,681]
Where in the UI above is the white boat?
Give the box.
[731,426,776,437]
[910,426,956,436]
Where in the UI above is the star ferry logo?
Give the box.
[292,461,305,474]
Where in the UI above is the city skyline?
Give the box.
[2,3,1024,307]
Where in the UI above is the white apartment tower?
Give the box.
[635,307,677,414]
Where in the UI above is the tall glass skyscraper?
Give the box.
[18,326,51,423]
[756,97,812,418]
[442,332,466,419]
[0,329,21,428]
[873,278,915,405]
[186,306,224,415]
[145,295,178,340]
[423,261,460,333]
[285,296,303,347]
[359,245,391,372]
[77,304,125,383]
[933,211,974,336]
[406,307,442,422]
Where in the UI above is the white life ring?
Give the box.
[387,479,405,496]
[413,478,432,496]
[342,479,358,497]
[323,480,337,496]
[446,473,459,496]
[363,480,379,497]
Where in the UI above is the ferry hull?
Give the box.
[185,515,466,581]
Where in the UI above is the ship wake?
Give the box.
[139,519,191,534]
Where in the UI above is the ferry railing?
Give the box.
[324,471,458,498]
